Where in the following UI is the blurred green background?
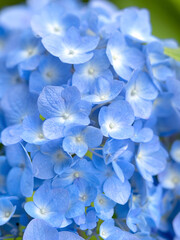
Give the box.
[0,0,180,43]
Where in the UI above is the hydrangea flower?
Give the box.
[72,49,111,95]
[99,100,134,139]
[29,55,71,94]
[7,30,44,70]
[1,85,37,145]
[120,8,152,42]
[24,181,69,227]
[106,31,144,81]
[136,136,168,182]
[6,143,33,197]
[42,27,99,64]
[32,139,72,178]
[31,1,80,38]
[38,86,91,139]
[126,70,158,119]
[0,0,179,239]
[63,126,103,157]
[0,198,16,226]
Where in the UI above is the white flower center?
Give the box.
[48,23,62,35]
[99,94,108,101]
[62,112,70,120]
[55,151,65,161]
[39,208,47,215]
[172,176,179,184]
[5,212,11,218]
[26,47,37,57]
[112,54,118,61]
[74,172,80,178]
[81,195,87,201]
[88,68,95,75]
[38,133,44,139]
[76,135,83,143]
[131,89,137,97]
[99,198,104,205]
[109,122,115,129]
[137,153,143,160]
[68,49,75,55]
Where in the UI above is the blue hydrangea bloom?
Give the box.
[75,179,97,207]
[94,192,116,214]
[106,31,144,80]
[42,27,99,64]
[120,8,152,42]
[103,139,134,182]
[29,55,71,94]
[31,2,80,38]
[1,85,37,145]
[83,77,124,104]
[131,120,153,143]
[72,49,111,94]
[21,112,48,145]
[63,126,103,157]
[126,70,158,119]
[7,30,44,70]
[99,100,134,139]
[136,136,168,182]
[52,158,99,188]
[24,181,69,227]
[0,198,16,226]
[38,86,91,139]
[6,143,34,197]
[0,0,179,239]
[100,219,120,239]
[32,139,72,178]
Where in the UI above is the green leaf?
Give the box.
[4,236,22,240]
[164,47,180,61]
[79,230,88,239]
[85,150,92,159]
[88,236,97,240]
[26,191,35,202]
[96,219,103,234]
[40,114,46,121]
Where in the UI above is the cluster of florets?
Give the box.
[0,0,180,239]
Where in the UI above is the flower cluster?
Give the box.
[0,0,180,239]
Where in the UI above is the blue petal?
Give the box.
[59,231,84,240]
[38,86,64,119]
[103,176,131,204]
[43,118,64,139]
[23,219,59,240]
[32,152,55,179]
